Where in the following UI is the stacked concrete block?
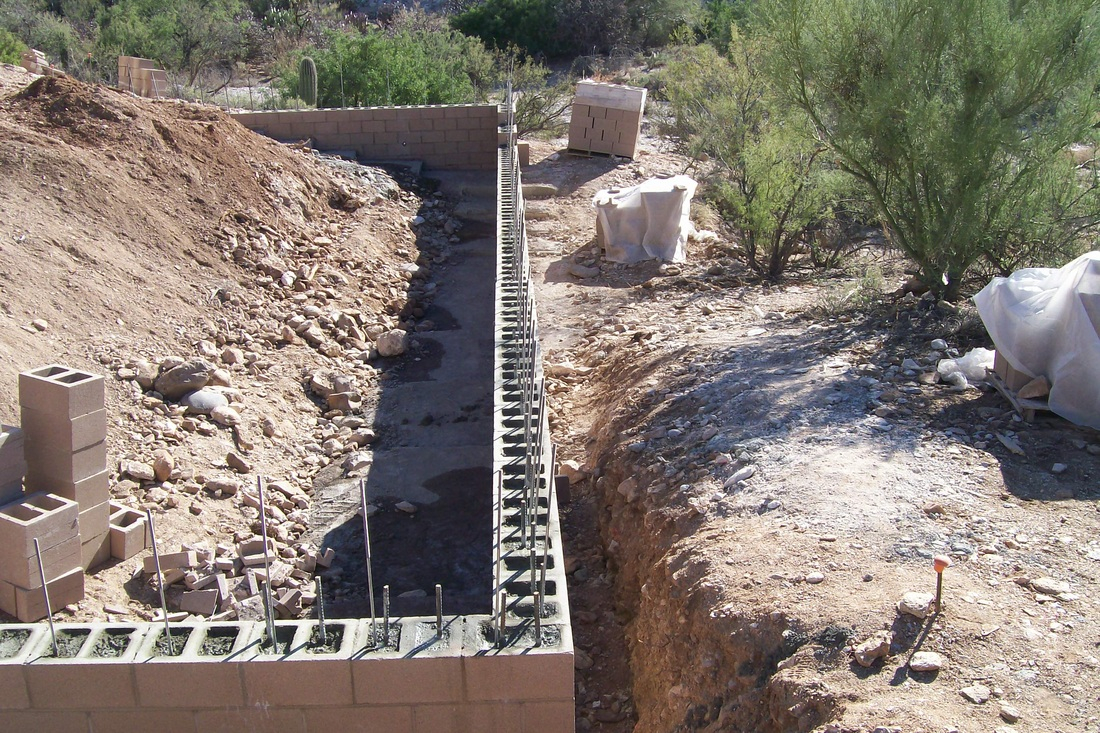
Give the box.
[0,492,82,621]
[20,49,47,75]
[0,425,25,505]
[19,365,110,570]
[567,80,647,159]
[108,501,150,561]
[117,56,169,99]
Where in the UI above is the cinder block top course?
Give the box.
[18,365,105,419]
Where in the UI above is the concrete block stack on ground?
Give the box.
[0,492,82,621]
[19,365,110,570]
[117,56,169,99]
[567,80,646,159]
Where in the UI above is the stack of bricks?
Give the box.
[0,492,82,620]
[20,49,46,75]
[117,56,169,99]
[567,80,647,159]
[19,365,111,571]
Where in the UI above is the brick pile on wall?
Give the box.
[567,80,647,159]
[231,105,501,171]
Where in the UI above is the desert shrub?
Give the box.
[761,0,1100,300]
[0,26,24,63]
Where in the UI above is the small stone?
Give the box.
[960,684,992,704]
[155,359,215,400]
[210,405,241,427]
[226,452,251,474]
[909,651,945,672]
[852,631,891,667]
[180,388,229,414]
[1051,463,1067,474]
[617,477,640,502]
[723,465,756,488]
[31,319,49,331]
[204,477,240,496]
[568,262,600,279]
[1030,577,1070,596]
[395,500,417,514]
[898,591,936,619]
[931,339,948,350]
[559,460,586,484]
[343,452,372,474]
[152,450,174,483]
[999,704,1021,723]
[805,572,825,584]
[376,330,408,357]
[574,648,594,670]
[120,460,155,482]
[189,504,202,516]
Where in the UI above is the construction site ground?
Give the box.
[0,62,1098,733]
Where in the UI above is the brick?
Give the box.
[408,117,434,132]
[39,469,110,507]
[303,705,413,733]
[180,589,219,615]
[3,567,84,621]
[0,492,79,557]
[0,534,80,587]
[109,506,149,560]
[433,117,459,132]
[19,366,104,419]
[523,700,575,733]
[0,478,22,506]
[0,710,90,732]
[134,659,245,708]
[352,656,462,705]
[90,710,197,733]
[26,659,137,709]
[245,658,353,707]
[24,440,108,486]
[79,501,110,537]
[82,531,109,570]
[373,132,398,145]
[412,704,460,733]
[195,707,304,733]
[143,551,197,574]
[21,407,107,454]
[0,663,30,709]
[464,652,574,702]
[0,424,24,463]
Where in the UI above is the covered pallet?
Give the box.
[568,80,646,159]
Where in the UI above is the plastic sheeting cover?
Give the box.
[593,175,697,263]
[973,251,1100,429]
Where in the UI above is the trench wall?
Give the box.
[231,105,502,170]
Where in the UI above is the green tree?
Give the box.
[662,37,849,279]
[762,0,1100,299]
[0,26,24,63]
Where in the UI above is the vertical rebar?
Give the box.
[33,538,58,656]
[256,477,277,651]
[498,591,507,648]
[520,499,527,550]
[383,585,390,643]
[539,539,549,617]
[359,479,377,642]
[533,591,542,647]
[315,576,326,646]
[529,546,537,593]
[494,470,503,624]
[145,509,174,655]
[435,584,443,638]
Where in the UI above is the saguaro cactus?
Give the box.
[298,56,317,107]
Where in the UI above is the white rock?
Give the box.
[559,460,587,485]
[210,405,241,427]
[852,631,891,667]
[1030,576,1070,596]
[376,330,408,357]
[931,339,948,350]
[120,460,155,482]
[909,651,945,672]
[617,477,640,502]
[180,388,229,414]
[395,500,418,514]
[805,572,825,584]
[960,684,991,704]
[898,591,936,619]
[722,465,755,489]
[1051,463,1067,474]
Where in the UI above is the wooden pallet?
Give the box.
[987,371,1051,422]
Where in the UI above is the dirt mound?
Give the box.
[0,67,362,421]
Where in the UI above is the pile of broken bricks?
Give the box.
[142,534,336,621]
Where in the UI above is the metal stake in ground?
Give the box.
[315,576,327,646]
[359,479,377,644]
[435,584,443,639]
[256,477,277,651]
[533,591,542,647]
[144,509,175,655]
[33,538,58,656]
[498,590,507,648]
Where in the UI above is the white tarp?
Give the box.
[973,251,1100,429]
[593,175,697,263]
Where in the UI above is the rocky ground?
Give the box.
[520,133,1100,733]
[1,60,1098,733]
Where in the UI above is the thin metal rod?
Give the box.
[435,584,443,638]
[533,591,542,647]
[494,470,503,623]
[383,585,390,643]
[539,539,548,617]
[145,509,174,655]
[520,500,527,550]
[498,591,507,647]
[33,538,58,656]
[315,576,326,645]
[359,479,377,642]
[529,546,537,593]
[256,477,277,650]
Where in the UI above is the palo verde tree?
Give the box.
[761,0,1100,299]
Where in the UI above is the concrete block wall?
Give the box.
[230,105,501,171]
[19,365,109,572]
[567,80,647,159]
[0,616,573,732]
[0,493,82,620]
[118,56,169,98]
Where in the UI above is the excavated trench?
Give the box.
[573,356,843,733]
